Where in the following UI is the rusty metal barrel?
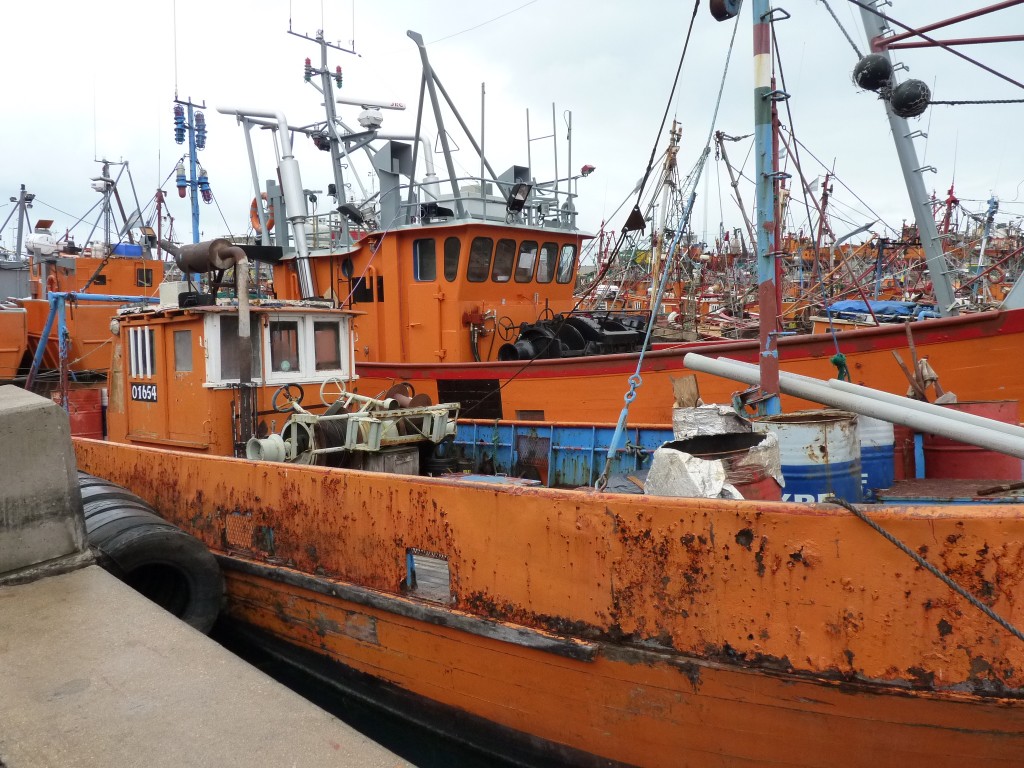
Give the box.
[923,400,1024,481]
[754,409,862,503]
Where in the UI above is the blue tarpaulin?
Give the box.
[827,300,918,320]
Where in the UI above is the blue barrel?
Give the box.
[753,410,862,503]
[859,416,894,500]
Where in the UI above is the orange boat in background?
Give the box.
[0,166,166,386]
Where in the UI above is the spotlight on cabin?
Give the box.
[852,54,892,91]
[506,182,533,214]
[890,79,931,119]
[338,203,365,225]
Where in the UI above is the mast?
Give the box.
[753,0,781,414]
[858,9,958,316]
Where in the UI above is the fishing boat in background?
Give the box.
[200,16,1024,427]
[0,162,167,387]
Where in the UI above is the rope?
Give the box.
[930,99,1024,106]
[828,496,1024,644]
[596,11,743,490]
[830,352,851,381]
[633,0,701,202]
[818,0,862,59]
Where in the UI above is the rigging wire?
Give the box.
[633,0,701,204]
[596,10,744,489]
[818,0,862,58]
[428,1,540,46]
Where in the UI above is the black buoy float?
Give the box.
[890,79,931,118]
[852,53,893,91]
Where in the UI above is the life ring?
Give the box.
[986,268,1005,284]
[250,193,275,233]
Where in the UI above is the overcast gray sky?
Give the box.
[1,1,1022,257]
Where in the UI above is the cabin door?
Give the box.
[123,323,168,441]
[406,238,445,362]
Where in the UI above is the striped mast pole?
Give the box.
[753,0,782,415]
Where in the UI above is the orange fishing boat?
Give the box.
[205,26,1024,427]
[72,235,1024,766]
[0,167,167,386]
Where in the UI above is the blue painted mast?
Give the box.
[173,97,211,243]
[753,0,782,415]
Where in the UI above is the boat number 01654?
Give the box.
[131,383,158,402]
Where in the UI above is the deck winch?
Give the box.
[247,377,459,465]
[497,313,647,361]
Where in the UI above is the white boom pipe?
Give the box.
[708,357,1024,441]
[217,106,316,299]
[684,353,1024,460]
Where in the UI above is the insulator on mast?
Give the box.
[195,111,207,150]
[173,104,186,144]
[175,161,187,199]
[198,166,212,204]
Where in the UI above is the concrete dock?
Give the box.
[0,385,409,768]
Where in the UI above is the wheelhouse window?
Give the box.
[467,237,493,283]
[269,321,300,373]
[537,242,558,284]
[515,241,538,282]
[128,326,156,378]
[491,238,516,282]
[136,268,154,288]
[557,244,576,284]
[218,316,261,380]
[443,237,460,282]
[413,239,436,281]
[313,322,342,371]
[173,330,193,372]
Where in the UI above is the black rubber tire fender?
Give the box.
[78,473,223,634]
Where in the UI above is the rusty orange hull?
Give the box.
[0,304,27,380]
[76,438,1024,767]
[351,308,1024,422]
[20,298,117,375]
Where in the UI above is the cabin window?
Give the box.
[218,317,261,380]
[128,326,156,378]
[136,268,154,288]
[413,239,436,282]
[93,274,107,286]
[314,321,343,371]
[515,241,538,282]
[536,242,558,284]
[443,237,460,282]
[351,276,373,303]
[556,244,576,284]
[467,237,493,283]
[269,321,301,373]
[491,238,516,282]
[173,330,193,372]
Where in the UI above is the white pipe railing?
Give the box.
[683,353,1024,460]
